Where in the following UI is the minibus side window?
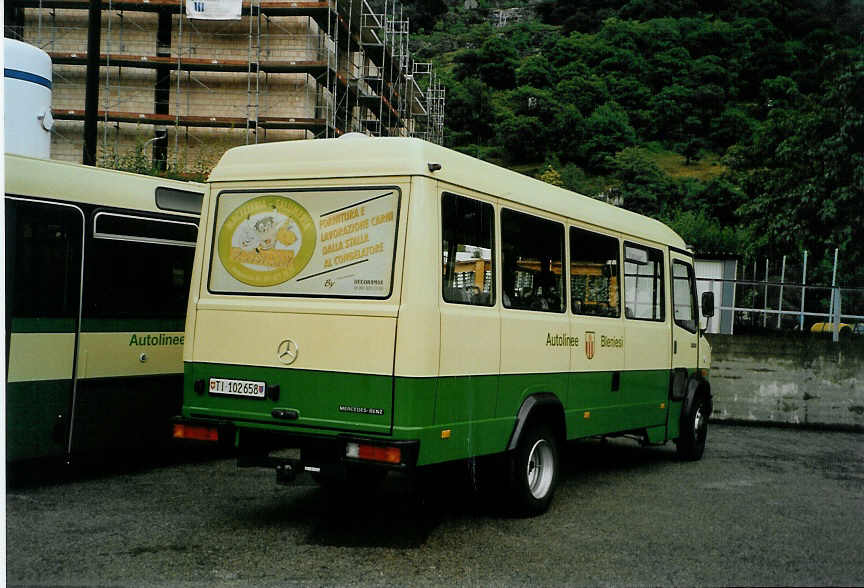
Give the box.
[441,193,495,306]
[570,227,620,318]
[672,260,698,333]
[501,209,565,313]
[623,243,665,321]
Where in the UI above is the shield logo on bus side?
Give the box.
[585,331,595,360]
[277,339,299,365]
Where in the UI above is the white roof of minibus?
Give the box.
[208,136,686,248]
[5,153,205,214]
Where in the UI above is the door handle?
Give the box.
[272,409,298,420]
[674,340,678,354]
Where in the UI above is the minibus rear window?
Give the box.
[208,187,400,298]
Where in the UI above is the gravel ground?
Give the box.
[6,424,864,586]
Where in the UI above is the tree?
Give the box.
[495,112,546,163]
[608,147,675,216]
[604,75,653,133]
[664,209,752,254]
[649,47,693,91]
[553,103,585,161]
[733,50,864,284]
[537,164,565,187]
[477,36,519,89]
[403,0,447,33]
[535,0,624,33]
[710,105,757,149]
[555,69,609,116]
[759,75,802,113]
[685,177,747,225]
[444,76,495,144]
[648,84,692,143]
[580,102,637,172]
[516,54,555,88]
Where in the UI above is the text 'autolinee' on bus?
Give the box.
[5,154,204,464]
[173,135,715,515]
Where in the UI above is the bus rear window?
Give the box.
[208,187,400,298]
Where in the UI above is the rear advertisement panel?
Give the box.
[209,187,400,298]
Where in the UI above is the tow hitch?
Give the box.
[275,462,296,485]
[237,454,298,485]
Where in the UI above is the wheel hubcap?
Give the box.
[527,439,554,499]
[694,406,705,439]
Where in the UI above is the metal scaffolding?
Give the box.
[5,0,446,170]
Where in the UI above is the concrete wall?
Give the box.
[707,333,864,430]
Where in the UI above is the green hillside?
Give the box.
[405,0,864,284]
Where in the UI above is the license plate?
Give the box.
[208,378,266,398]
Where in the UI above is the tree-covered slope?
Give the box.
[408,0,863,284]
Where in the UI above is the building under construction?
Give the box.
[4,0,446,171]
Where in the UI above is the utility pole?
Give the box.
[153,9,172,170]
[83,0,102,166]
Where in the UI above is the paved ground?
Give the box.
[6,424,864,586]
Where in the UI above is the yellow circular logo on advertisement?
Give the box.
[217,195,317,286]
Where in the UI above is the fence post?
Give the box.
[832,287,842,343]
[763,258,769,328]
[828,248,839,321]
[777,255,786,328]
[799,250,807,331]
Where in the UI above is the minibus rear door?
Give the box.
[187,185,404,436]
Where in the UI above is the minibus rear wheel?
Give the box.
[509,423,559,516]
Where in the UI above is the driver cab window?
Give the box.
[672,260,698,333]
[624,243,665,321]
[441,192,495,306]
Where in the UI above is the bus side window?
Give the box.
[570,226,620,318]
[155,187,203,214]
[623,243,665,321]
[672,260,698,332]
[5,199,84,330]
[85,213,197,320]
[441,193,495,306]
[501,209,565,313]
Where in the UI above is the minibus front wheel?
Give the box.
[509,423,560,516]
[676,391,710,461]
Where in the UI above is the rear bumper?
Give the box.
[172,416,419,471]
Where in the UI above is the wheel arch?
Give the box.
[682,373,712,421]
[506,392,566,452]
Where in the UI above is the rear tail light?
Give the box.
[173,423,219,442]
[345,442,401,464]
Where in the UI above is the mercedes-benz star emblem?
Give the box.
[277,339,299,365]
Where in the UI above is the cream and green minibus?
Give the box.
[5,154,204,464]
[174,135,714,515]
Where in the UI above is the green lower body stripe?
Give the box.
[183,362,679,466]
[10,317,186,334]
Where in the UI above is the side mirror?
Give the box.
[701,291,715,318]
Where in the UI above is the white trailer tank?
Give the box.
[4,38,54,158]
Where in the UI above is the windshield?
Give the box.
[209,187,400,298]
